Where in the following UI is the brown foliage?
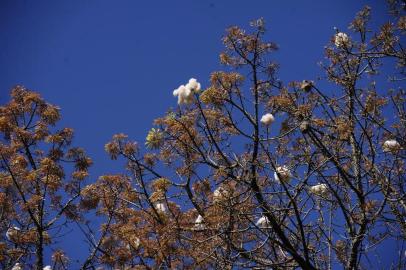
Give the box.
[1,3,406,270]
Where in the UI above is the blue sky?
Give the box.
[0,0,394,267]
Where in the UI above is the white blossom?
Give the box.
[173,85,193,105]
[43,266,52,270]
[194,214,205,230]
[274,166,292,183]
[126,236,141,250]
[12,263,22,270]
[154,202,167,213]
[133,237,141,249]
[309,183,328,196]
[256,216,270,228]
[300,121,310,133]
[132,237,141,249]
[6,226,21,241]
[334,32,350,48]
[186,78,201,92]
[173,78,201,105]
[213,186,229,202]
[383,139,401,152]
[260,113,275,125]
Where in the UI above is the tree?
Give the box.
[0,87,93,269]
[1,3,405,270]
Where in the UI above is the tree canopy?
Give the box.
[1,3,405,270]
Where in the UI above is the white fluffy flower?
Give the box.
[6,226,21,241]
[126,236,141,250]
[300,121,310,133]
[274,166,292,183]
[12,263,22,270]
[260,113,275,125]
[383,139,401,152]
[43,266,52,270]
[132,237,141,249]
[173,78,201,105]
[186,78,201,92]
[154,202,167,213]
[213,186,230,203]
[309,183,328,196]
[194,214,205,230]
[256,216,270,228]
[334,32,350,48]
[173,85,193,105]
[133,237,141,249]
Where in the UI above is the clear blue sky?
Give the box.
[0,0,393,267]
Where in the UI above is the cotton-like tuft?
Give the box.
[173,85,193,105]
[126,236,141,250]
[334,32,350,48]
[186,78,201,92]
[194,214,205,230]
[309,183,328,196]
[12,263,22,270]
[213,186,230,202]
[260,113,275,125]
[274,166,292,183]
[6,226,21,241]
[154,202,167,213]
[256,216,270,228]
[132,237,141,249]
[173,78,201,105]
[43,266,52,270]
[383,139,401,152]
